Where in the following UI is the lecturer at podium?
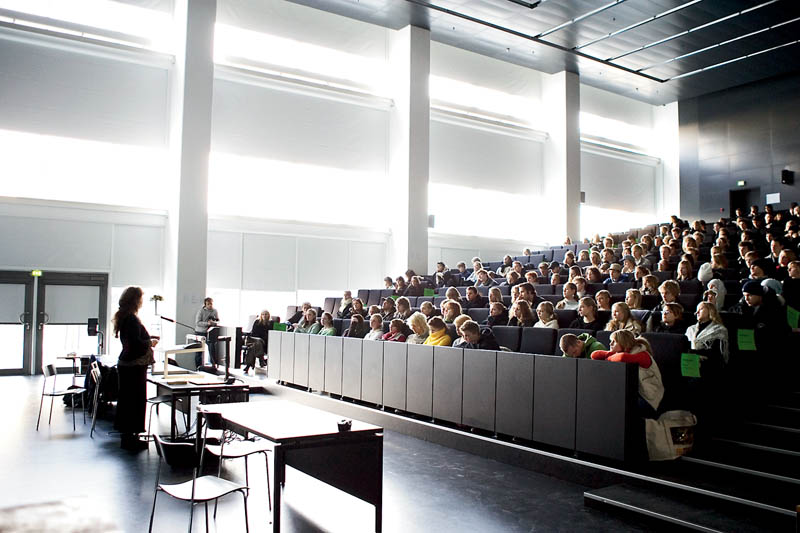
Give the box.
[195,297,220,369]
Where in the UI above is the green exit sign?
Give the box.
[31,270,42,277]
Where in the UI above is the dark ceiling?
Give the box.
[288,0,800,105]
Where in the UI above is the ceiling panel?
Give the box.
[288,0,800,104]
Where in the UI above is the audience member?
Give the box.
[625,288,643,310]
[458,320,500,350]
[382,319,407,342]
[487,302,509,327]
[569,297,605,331]
[424,317,453,346]
[534,301,558,329]
[508,300,535,327]
[336,291,353,319]
[463,286,488,309]
[591,330,664,418]
[556,282,579,310]
[442,299,463,324]
[288,302,311,324]
[294,308,320,334]
[394,297,412,320]
[318,312,336,336]
[605,302,643,335]
[653,302,687,334]
[560,332,607,359]
[488,287,503,305]
[380,298,396,320]
[343,314,369,338]
[595,290,612,312]
[406,312,430,344]
[364,314,385,341]
[350,298,367,318]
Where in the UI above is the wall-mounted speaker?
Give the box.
[782,169,794,185]
[87,318,99,336]
[428,214,435,228]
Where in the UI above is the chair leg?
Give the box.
[204,502,209,533]
[36,393,45,431]
[148,490,159,532]
[242,490,250,533]
[187,502,194,533]
[48,396,55,425]
[264,452,272,511]
[72,398,76,431]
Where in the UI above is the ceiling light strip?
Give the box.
[668,39,800,80]
[574,0,703,51]
[507,0,546,9]
[607,0,780,61]
[404,0,667,83]
[637,15,800,73]
[535,0,628,38]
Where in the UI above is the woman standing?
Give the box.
[113,286,157,451]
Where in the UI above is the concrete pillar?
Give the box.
[163,0,216,342]
[387,25,430,277]
[541,71,581,243]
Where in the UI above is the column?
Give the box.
[387,25,430,277]
[541,71,581,243]
[163,0,216,343]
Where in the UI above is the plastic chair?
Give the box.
[199,410,272,515]
[147,394,188,441]
[148,430,250,533]
[36,364,86,431]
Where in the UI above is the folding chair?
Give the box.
[36,364,86,431]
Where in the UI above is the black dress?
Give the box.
[114,313,151,435]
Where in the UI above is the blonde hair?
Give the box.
[488,287,503,304]
[625,289,642,309]
[445,287,461,301]
[696,301,723,325]
[536,301,555,322]
[407,312,430,335]
[396,296,410,311]
[610,330,653,355]
[453,314,471,331]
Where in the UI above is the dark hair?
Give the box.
[113,286,143,337]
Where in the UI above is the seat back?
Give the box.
[554,309,577,328]
[43,363,57,378]
[492,326,521,352]
[154,434,199,468]
[520,327,556,355]
[467,308,490,323]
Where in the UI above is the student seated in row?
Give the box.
[294,308,321,334]
[424,317,453,346]
[487,302,509,327]
[406,312,430,344]
[457,320,500,351]
[336,291,353,318]
[653,302,687,334]
[556,282,579,310]
[394,297,412,320]
[420,301,439,320]
[625,288,643,310]
[595,290,612,312]
[364,314,384,341]
[382,319,407,342]
[319,312,337,336]
[591,330,664,418]
[605,302,643,335]
[343,314,370,338]
[463,286,488,309]
[569,297,605,331]
[534,301,558,329]
[560,332,607,358]
[508,300,536,327]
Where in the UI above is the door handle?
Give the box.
[19,312,31,330]
[37,312,49,330]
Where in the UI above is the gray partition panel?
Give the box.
[324,336,343,395]
[576,359,638,461]
[532,355,577,450]
[383,342,407,410]
[308,335,326,391]
[279,332,295,383]
[406,344,434,417]
[293,333,310,387]
[495,351,534,440]
[432,346,463,424]
[267,330,281,380]
[462,349,497,432]
[341,337,363,400]
[361,340,383,405]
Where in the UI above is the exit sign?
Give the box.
[736,180,746,187]
[31,270,42,277]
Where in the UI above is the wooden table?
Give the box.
[200,401,383,532]
[146,372,249,439]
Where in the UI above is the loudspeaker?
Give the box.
[87,318,99,336]
[782,169,794,185]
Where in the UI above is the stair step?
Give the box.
[689,438,800,480]
[584,484,791,533]
[717,421,800,450]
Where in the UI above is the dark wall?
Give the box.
[679,72,800,222]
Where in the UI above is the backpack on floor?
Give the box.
[645,410,697,461]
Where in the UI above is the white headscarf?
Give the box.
[707,279,726,312]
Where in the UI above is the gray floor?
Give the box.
[0,375,647,532]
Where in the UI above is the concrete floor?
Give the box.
[0,375,647,532]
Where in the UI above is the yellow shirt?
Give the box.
[423,329,452,346]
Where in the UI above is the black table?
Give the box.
[200,400,383,532]
[147,373,249,439]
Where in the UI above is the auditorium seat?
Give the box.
[467,308,490,323]
[520,327,556,355]
[333,318,344,335]
[367,291,381,306]
[678,280,703,294]
[554,309,577,328]
[552,249,567,263]
[323,297,336,315]
[631,309,649,323]
[607,282,634,295]
[406,296,418,306]
[543,295,561,305]
[541,250,554,262]
[594,330,612,348]
[357,289,370,305]
[530,254,545,265]
[596,310,611,330]
[678,294,701,311]
[492,326,521,352]
[502,296,512,307]
[498,286,511,296]
[554,329,593,356]
[586,283,604,295]
[535,285,555,295]
[641,295,660,309]
[434,296,447,307]
[379,289,394,300]
[654,271,672,282]
[641,332,691,411]
[417,296,434,305]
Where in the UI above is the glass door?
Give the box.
[35,272,108,373]
[0,272,34,376]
